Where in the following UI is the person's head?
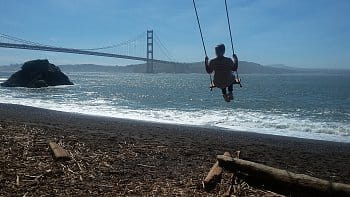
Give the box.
[215,44,225,57]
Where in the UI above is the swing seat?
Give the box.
[209,78,241,91]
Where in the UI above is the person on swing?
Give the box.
[205,44,238,102]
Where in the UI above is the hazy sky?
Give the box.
[0,0,349,68]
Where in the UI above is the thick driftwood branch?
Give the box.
[203,152,231,191]
[49,142,70,161]
[217,155,350,197]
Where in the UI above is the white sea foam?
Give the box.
[0,95,349,143]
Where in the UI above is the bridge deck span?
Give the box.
[0,42,173,64]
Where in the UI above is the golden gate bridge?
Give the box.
[0,30,176,73]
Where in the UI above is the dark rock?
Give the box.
[0,59,73,88]
[29,80,48,88]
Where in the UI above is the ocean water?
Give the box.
[0,71,349,143]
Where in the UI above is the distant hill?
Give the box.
[265,64,301,70]
[113,61,350,74]
[59,64,120,73]
[0,64,21,72]
[265,64,350,74]
[0,63,121,73]
[114,61,298,74]
[1,61,348,74]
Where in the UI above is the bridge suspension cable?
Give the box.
[77,32,145,51]
[154,33,175,62]
[0,33,52,47]
[0,32,145,55]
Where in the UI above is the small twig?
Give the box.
[16,175,20,186]
[77,162,83,172]
[68,168,75,174]
[34,174,43,182]
[69,150,84,172]
[235,151,240,159]
[100,184,114,188]
[137,164,156,168]
[103,161,112,168]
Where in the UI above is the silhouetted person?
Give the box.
[205,44,238,102]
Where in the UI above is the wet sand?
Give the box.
[1,103,350,196]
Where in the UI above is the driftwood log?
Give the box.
[49,142,70,161]
[217,155,350,197]
[203,152,231,191]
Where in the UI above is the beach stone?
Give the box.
[0,59,73,88]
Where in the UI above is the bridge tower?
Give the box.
[146,30,154,73]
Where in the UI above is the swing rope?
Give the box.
[225,0,242,87]
[192,0,207,57]
[224,0,234,54]
[224,0,242,87]
[192,0,214,88]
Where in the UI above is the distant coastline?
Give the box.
[1,61,349,74]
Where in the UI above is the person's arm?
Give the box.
[232,54,238,71]
[205,56,214,74]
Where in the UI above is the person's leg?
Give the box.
[221,88,227,95]
[228,84,234,100]
[221,88,230,102]
[228,84,233,93]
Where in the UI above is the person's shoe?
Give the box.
[228,92,234,100]
[223,94,231,102]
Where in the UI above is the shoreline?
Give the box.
[1,103,350,195]
[0,102,348,144]
[0,103,349,146]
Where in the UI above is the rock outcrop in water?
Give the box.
[0,59,73,88]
